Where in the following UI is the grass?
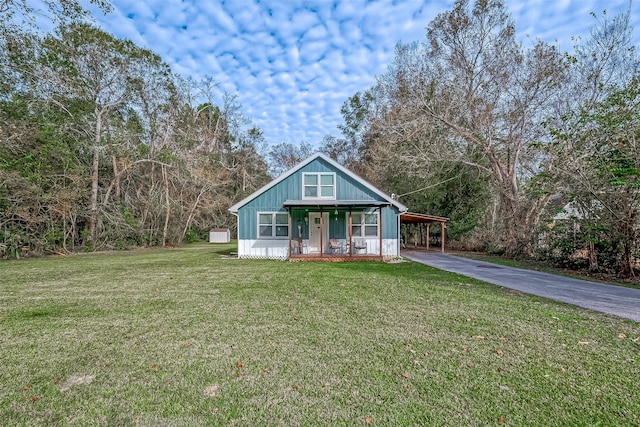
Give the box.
[0,242,639,426]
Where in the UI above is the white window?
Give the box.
[258,212,289,239]
[351,212,379,237]
[303,172,335,199]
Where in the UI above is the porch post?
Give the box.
[348,209,353,256]
[287,208,292,258]
[319,207,323,257]
[379,206,383,258]
[441,221,445,253]
[397,214,401,255]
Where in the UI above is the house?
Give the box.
[228,153,408,260]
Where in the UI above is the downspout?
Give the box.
[230,212,239,257]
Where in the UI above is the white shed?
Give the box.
[209,228,230,243]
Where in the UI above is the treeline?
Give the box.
[318,1,640,278]
[0,1,271,256]
[1,0,639,278]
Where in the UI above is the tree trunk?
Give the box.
[588,241,598,270]
[161,165,170,247]
[181,185,207,241]
[620,220,636,278]
[88,142,100,245]
[112,155,120,200]
[621,244,633,278]
[87,110,104,247]
[494,165,552,258]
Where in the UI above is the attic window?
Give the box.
[303,172,335,199]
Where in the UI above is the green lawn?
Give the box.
[1,243,638,426]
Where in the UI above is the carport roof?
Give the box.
[400,212,448,224]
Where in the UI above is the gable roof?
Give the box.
[228,152,407,213]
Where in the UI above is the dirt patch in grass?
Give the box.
[203,384,219,398]
[59,374,95,392]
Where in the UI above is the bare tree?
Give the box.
[367,0,567,256]
[547,9,640,277]
[267,141,314,177]
[0,2,272,255]
[37,23,175,246]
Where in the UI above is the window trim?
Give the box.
[302,172,336,200]
[257,211,289,239]
[351,211,379,238]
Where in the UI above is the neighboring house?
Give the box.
[228,153,408,260]
[550,200,604,232]
[552,202,587,222]
[551,197,605,223]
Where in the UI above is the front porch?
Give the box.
[289,253,383,262]
[283,200,394,261]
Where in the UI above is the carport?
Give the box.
[400,212,449,253]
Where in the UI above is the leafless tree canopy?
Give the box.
[0,4,271,255]
[320,0,639,276]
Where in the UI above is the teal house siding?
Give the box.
[382,206,398,239]
[229,153,407,259]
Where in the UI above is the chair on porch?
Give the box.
[330,239,349,254]
[353,239,367,254]
[293,238,308,255]
[329,239,341,254]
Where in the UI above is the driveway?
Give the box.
[403,250,640,323]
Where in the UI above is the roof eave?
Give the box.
[282,199,393,208]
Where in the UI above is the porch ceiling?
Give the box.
[282,199,391,209]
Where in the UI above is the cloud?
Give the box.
[90,0,640,147]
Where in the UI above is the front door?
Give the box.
[309,212,329,254]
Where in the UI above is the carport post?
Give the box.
[426,223,430,251]
[441,221,445,253]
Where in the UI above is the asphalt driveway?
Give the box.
[403,250,640,323]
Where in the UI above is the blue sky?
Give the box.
[88,0,639,147]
